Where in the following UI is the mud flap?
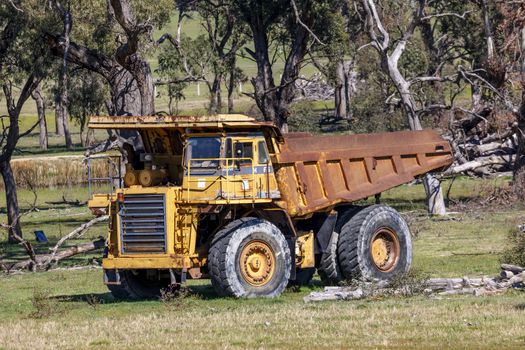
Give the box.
[315,212,338,254]
[103,269,121,285]
[287,237,296,281]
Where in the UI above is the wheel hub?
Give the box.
[240,240,276,286]
[370,228,400,272]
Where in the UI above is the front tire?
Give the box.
[209,218,291,298]
[337,205,412,282]
[106,269,170,300]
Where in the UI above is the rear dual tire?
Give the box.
[318,205,412,284]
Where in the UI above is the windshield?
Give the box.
[187,137,221,168]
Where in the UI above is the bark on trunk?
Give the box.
[381,58,445,215]
[423,173,447,215]
[85,128,95,147]
[0,161,22,243]
[54,103,65,136]
[56,7,73,149]
[209,74,222,114]
[227,59,236,113]
[31,85,48,150]
[512,27,525,199]
[110,0,155,116]
[7,238,106,272]
[334,61,347,120]
[62,109,73,149]
[481,0,495,60]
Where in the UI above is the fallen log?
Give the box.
[5,238,105,272]
[2,216,109,273]
[443,154,515,176]
[501,264,524,274]
[50,215,108,257]
[456,107,492,134]
[304,264,525,303]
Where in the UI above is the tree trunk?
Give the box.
[63,109,73,149]
[55,102,65,136]
[57,7,73,150]
[209,75,222,114]
[344,61,356,119]
[512,27,525,198]
[31,85,48,150]
[108,68,143,116]
[383,58,446,215]
[334,60,347,120]
[85,128,95,147]
[0,160,22,243]
[168,93,174,115]
[423,173,447,215]
[80,121,86,148]
[227,59,236,114]
[481,0,495,60]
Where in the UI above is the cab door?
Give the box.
[225,138,256,199]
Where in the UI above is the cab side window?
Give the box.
[258,140,269,164]
[226,138,253,166]
[234,142,253,165]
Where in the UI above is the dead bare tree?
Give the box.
[357,0,474,215]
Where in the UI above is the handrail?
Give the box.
[87,155,122,197]
[184,157,256,202]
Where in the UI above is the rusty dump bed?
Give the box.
[274,130,453,217]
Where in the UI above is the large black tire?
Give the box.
[337,205,412,282]
[317,230,341,285]
[106,269,170,300]
[208,217,291,298]
[317,207,360,285]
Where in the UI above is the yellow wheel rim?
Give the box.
[240,240,276,287]
[370,228,400,272]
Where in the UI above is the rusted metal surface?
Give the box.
[273,130,453,217]
[88,114,453,218]
[88,114,279,131]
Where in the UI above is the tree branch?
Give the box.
[290,0,325,46]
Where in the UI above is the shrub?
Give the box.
[501,227,525,267]
[29,289,62,319]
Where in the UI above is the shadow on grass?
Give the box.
[51,283,225,304]
[52,292,115,304]
[515,303,525,311]
[186,284,229,300]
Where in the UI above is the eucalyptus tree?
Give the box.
[309,2,357,121]
[157,0,247,114]
[232,0,347,132]
[0,1,47,242]
[45,0,172,117]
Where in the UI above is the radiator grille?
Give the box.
[119,194,166,254]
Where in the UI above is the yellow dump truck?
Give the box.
[87,114,453,299]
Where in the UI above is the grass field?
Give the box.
[1,177,525,349]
